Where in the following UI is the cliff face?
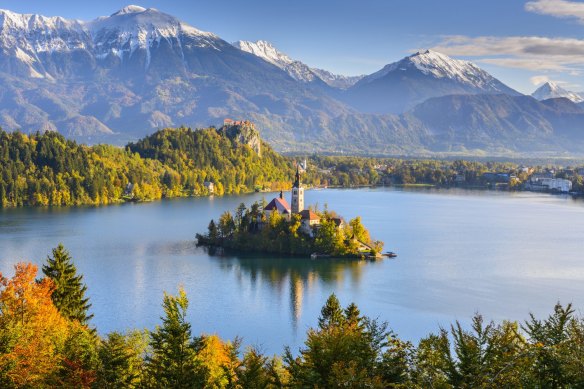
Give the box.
[221,121,262,157]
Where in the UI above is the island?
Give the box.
[196,165,385,258]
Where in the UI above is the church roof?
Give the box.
[265,197,291,214]
[299,210,320,221]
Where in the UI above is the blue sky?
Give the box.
[2,0,584,94]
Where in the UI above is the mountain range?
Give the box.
[0,5,584,155]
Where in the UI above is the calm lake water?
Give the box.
[1,188,584,353]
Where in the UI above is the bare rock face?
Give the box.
[221,121,262,157]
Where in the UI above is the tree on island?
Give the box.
[42,243,93,325]
[197,201,384,257]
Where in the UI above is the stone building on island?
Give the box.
[264,165,320,235]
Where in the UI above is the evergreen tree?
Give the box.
[96,331,147,389]
[318,293,345,329]
[146,288,200,388]
[207,220,218,243]
[42,244,93,325]
[286,294,390,388]
[238,347,270,389]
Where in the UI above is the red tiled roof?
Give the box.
[299,210,320,221]
[265,197,291,214]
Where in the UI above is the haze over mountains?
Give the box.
[1,5,584,155]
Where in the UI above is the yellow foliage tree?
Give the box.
[195,334,240,388]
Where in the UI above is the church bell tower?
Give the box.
[291,165,304,214]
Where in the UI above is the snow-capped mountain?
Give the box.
[532,81,584,103]
[233,40,363,88]
[310,68,364,89]
[0,6,333,139]
[1,6,584,155]
[89,5,223,72]
[233,40,319,83]
[0,5,232,79]
[345,49,520,113]
[0,8,92,78]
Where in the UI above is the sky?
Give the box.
[1,0,583,94]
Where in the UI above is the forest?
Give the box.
[196,201,384,257]
[2,128,584,208]
[0,245,583,388]
[0,127,293,207]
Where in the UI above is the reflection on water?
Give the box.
[207,249,367,329]
[1,188,584,354]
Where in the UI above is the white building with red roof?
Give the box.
[299,209,320,235]
[264,191,291,219]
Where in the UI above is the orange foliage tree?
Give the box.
[0,262,95,387]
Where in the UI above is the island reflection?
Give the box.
[205,248,369,327]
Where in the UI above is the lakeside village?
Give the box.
[196,165,389,259]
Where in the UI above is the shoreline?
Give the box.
[1,185,582,211]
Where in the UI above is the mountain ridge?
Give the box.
[344,49,520,114]
[232,39,364,88]
[0,6,583,156]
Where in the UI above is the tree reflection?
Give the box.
[203,247,370,327]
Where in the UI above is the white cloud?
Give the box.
[530,75,551,85]
[525,0,584,23]
[432,35,584,72]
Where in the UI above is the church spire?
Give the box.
[293,165,301,188]
[291,163,304,213]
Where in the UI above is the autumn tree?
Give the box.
[349,216,370,244]
[42,243,93,325]
[193,334,241,388]
[0,263,88,387]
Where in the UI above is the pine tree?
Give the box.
[238,347,270,389]
[146,288,200,388]
[97,331,146,389]
[42,244,93,325]
[318,293,345,329]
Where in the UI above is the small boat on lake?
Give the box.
[384,252,397,258]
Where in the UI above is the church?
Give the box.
[264,165,320,235]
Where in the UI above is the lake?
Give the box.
[1,188,584,354]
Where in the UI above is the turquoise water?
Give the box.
[1,188,584,353]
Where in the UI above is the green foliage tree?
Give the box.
[523,303,583,388]
[218,211,236,239]
[146,288,200,388]
[349,217,370,244]
[96,331,148,389]
[285,294,393,388]
[237,347,271,389]
[42,244,93,325]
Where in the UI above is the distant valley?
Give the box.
[1,5,584,155]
